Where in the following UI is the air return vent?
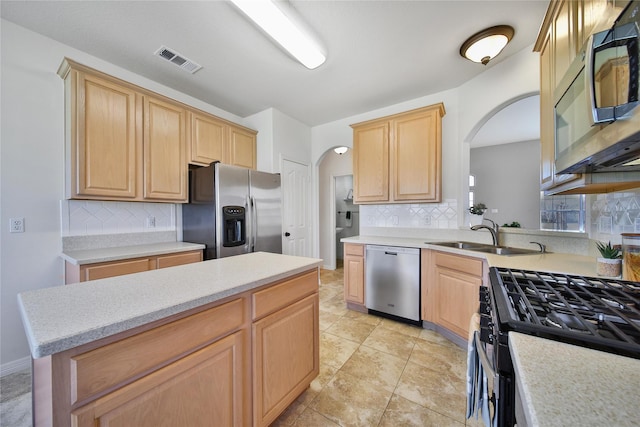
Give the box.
[154,46,202,74]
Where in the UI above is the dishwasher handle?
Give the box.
[384,251,398,256]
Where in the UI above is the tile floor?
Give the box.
[0,267,480,427]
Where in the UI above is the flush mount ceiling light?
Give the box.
[334,146,348,155]
[230,0,326,69]
[460,25,514,65]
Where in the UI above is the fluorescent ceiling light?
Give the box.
[230,0,326,69]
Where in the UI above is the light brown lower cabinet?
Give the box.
[423,250,485,339]
[343,243,365,308]
[33,268,319,427]
[65,250,203,284]
[71,331,246,426]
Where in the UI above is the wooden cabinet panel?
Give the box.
[426,250,485,339]
[70,298,244,404]
[72,71,140,199]
[392,107,442,202]
[83,258,151,281]
[66,250,203,284]
[228,125,257,170]
[252,270,318,320]
[352,103,444,204]
[188,110,226,166]
[435,267,482,339]
[156,251,203,269]
[353,121,390,203]
[343,244,365,306]
[252,293,319,427]
[143,96,187,201]
[72,331,246,427]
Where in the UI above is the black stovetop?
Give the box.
[489,267,640,359]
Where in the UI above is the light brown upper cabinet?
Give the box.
[351,103,445,204]
[58,58,258,203]
[187,111,257,169]
[228,125,257,170]
[535,0,637,195]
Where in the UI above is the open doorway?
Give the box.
[335,175,358,268]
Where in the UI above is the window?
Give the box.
[469,175,476,208]
[540,193,585,232]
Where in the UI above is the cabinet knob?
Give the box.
[284,232,291,237]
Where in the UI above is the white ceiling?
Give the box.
[1,0,548,141]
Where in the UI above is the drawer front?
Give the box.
[83,258,151,281]
[252,269,318,321]
[156,250,202,269]
[344,243,364,257]
[434,251,483,277]
[70,297,245,404]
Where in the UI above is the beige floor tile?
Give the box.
[319,310,344,332]
[378,318,424,338]
[343,309,382,327]
[378,394,465,427]
[394,361,467,423]
[295,362,340,407]
[319,295,349,316]
[410,339,467,381]
[362,324,418,360]
[325,316,377,344]
[320,331,360,369]
[310,370,392,427]
[291,407,341,426]
[339,345,407,393]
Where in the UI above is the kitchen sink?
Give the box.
[428,241,489,249]
[429,241,543,256]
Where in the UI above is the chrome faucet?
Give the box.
[471,218,499,246]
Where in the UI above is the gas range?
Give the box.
[477,267,640,426]
[488,267,640,359]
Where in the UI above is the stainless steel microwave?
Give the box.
[555,1,640,174]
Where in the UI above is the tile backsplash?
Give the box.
[360,199,458,229]
[589,190,640,244]
[61,200,176,236]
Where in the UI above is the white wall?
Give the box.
[0,20,308,373]
[471,140,541,229]
[318,150,354,269]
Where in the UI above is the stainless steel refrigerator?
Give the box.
[182,162,282,260]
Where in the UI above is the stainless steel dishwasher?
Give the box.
[365,245,421,324]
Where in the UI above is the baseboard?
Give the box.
[1,356,30,377]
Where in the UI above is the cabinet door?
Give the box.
[392,107,442,202]
[188,110,226,166]
[343,244,365,305]
[143,96,187,201]
[228,125,257,169]
[74,71,140,199]
[253,293,319,427]
[72,331,246,427]
[540,28,556,190]
[353,121,389,203]
[435,266,482,339]
[553,0,576,87]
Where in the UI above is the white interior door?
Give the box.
[281,159,311,257]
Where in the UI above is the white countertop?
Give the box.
[18,252,322,358]
[341,235,599,277]
[61,241,206,265]
[509,333,640,427]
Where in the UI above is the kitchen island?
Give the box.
[18,252,322,427]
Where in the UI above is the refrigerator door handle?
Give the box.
[251,196,258,252]
[246,195,252,253]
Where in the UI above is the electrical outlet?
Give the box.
[10,217,24,233]
[146,216,156,228]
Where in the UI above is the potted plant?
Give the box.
[468,203,487,226]
[596,241,622,277]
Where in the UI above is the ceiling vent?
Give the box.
[154,46,202,74]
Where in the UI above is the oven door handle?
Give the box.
[475,331,496,384]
